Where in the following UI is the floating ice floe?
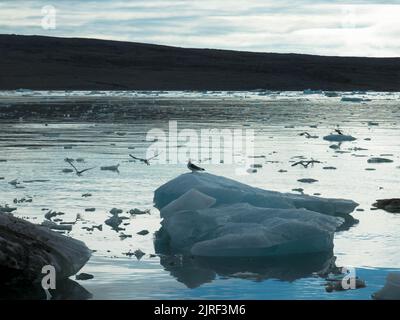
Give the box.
[101,164,120,172]
[341,97,364,102]
[324,92,339,97]
[367,157,393,164]
[297,178,318,184]
[154,173,358,257]
[42,220,73,231]
[323,134,356,142]
[303,89,323,95]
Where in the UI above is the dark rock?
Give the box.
[373,199,400,213]
[0,213,91,284]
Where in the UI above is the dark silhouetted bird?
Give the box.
[65,158,95,176]
[187,160,205,173]
[129,153,159,165]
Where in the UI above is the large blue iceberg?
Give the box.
[154,173,358,257]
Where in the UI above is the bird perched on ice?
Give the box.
[187,160,205,173]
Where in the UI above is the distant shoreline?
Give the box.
[1,34,400,91]
[1,92,398,123]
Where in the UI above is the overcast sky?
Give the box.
[1,0,399,57]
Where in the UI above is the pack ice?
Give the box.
[154,173,358,257]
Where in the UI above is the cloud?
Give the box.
[0,0,399,57]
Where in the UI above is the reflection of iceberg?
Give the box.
[156,252,336,289]
[154,173,358,258]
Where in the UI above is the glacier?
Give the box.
[154,173,358,258]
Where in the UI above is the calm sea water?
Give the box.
[1,90,399,299]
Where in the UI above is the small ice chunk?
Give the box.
[367,157,393,164]
[105,215,123,231]
[304,89,323,95]
[341,97,363,102]
[297,178,318,184]
[129,208,150,215]
[42,220,72,231]
[325,92,339,97]
[323,134,356,142]
[101,164,120,172]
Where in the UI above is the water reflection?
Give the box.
[0,279,92,300]
[157,251,336,289]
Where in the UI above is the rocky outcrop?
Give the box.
[373,199,400,213]
[0,213,91,284]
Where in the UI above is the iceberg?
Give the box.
[154,173,358,258]
[162,203,343,257]
[154,173,358,216]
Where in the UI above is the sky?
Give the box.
[0,0,399,57]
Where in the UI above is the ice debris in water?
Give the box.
[297,178,318,184]
[341,97,364,103]
[154,173,358,257]
[367,157,393,164]
[323,134,356,142]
